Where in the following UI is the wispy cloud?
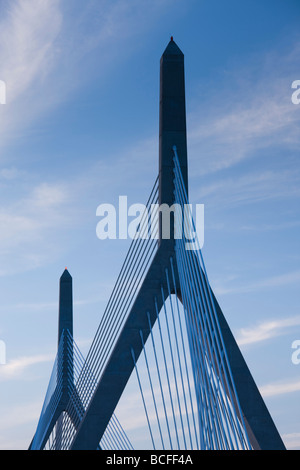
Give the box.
[0,401,41,430]
[188,41,300,178]
[282,432,300,450]
[239,220,300,232]
[236,315,300,346]
[0,0,63,147]
[195,167,300,208]
[0,0,171,277]
[259,378,300,398]
[0,0,172,152]
[0,0,63,101]
[189,97,299,175]
[0,179,72,276]
[214,271,300,296]
[0,353,54,382]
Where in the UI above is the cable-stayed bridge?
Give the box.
[29,39,286,451]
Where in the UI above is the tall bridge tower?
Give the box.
[30,39,286,451]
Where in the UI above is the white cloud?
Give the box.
[236,315,300,346]
[0,167,23,180]
[0,401,41,430]
[259,378,300,398]
[282,432,300,450]
[0,0,171,277]
[0,353,54,382]
[239,220,300,232]
[195,168,300,208]
[186,50,300,215]
[214,271,300,297]
[0,180,72,275]
[0,0,62,101]
[0,0,63,148]
[0,0,173,152]
[187,42,300,178]
[0,401,42,449]
[0,182,68,242]
[31,183,68,209]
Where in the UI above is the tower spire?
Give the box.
[58,268,73,345]
[158,38,188,246]
[57,268,74,414]
[159,37,188,211]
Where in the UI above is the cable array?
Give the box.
[47,178,159,449]
[173,147,251,449]
[32,330,133,450]
[131,261,201,450]
[32,149,253,451]
[31,335,65,450]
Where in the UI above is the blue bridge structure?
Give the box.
[29,39,286,451]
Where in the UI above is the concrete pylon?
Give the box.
[58,269,73,344]
[57,269,74,411]
[29,269,82,450]
[70,39,286,450]
[159,37,188,210]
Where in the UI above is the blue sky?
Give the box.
[0,0,299,450]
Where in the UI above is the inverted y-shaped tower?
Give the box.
[69,38,285,450]
[30,270,83,450]
[31,39,286,450]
